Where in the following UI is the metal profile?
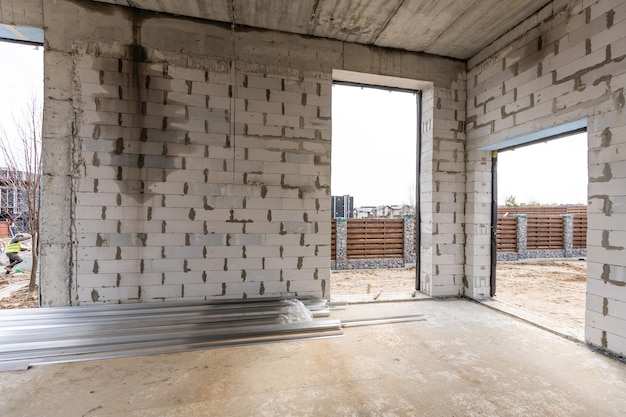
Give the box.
[0,298,342,370]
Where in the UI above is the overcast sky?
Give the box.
[496,133,587,205]
[332,84,417,207]
[0,41,43,168]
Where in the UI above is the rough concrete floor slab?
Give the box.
[1,299,625,417]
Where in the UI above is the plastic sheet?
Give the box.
[279,299,313,324]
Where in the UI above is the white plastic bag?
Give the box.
[278,299,313,324]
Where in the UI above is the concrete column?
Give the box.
[418,84,467,297]
[335,218,347,270]
[402,214,415,265]
[463,150,492,299]
[563,214,573,258]
[515,214,527,259]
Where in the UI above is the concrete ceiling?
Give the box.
[91,0,552,60]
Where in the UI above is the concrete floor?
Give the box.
[1,299,625,416]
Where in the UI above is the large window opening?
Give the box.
[494,132,588,330]
[330,82,419,302]
[0,35,44,308]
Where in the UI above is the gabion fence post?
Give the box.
[402,213,416,265]
[563,214,573,258]
[335,217,348,270]
[515,214,527,259]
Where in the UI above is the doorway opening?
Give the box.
[0,32,44,309]
[330,81,419,302]
[493,132,588,330]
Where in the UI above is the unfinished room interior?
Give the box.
[1,0,626,415]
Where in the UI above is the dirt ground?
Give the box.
[0,272,38,309]
[331,259,586,329]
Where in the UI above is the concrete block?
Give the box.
[246,124,282,137]
[240,246,279,258]
[284,104,318,117]
[269,90,302,105]
[141,284,183,299]
[237,87,268,101]
[76,286,141,304]
[162,245,205,259]
[589,0,626,21]
[146,76,190,94]
[246,99,282,114]
[167,117,208,133]
[209,96,231,110]
[141,258,184,273]
[75,273,120,288]
[183,283,224,297]
[167,66,206,82]
[207,72,232,85]
[145,102,187,118]
[543,42,587,74]
[429,284,462,297]
[586,309,626,340]
[246,74,282,90]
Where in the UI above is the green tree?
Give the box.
[504,195,518,207]
[526,199,541,206]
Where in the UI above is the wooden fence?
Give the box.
[573,215,587,248]
[346,219,404,259]
[331,206,587,260]
[526,216,564,249]
[496,206,587,252]
[496,215,517,252]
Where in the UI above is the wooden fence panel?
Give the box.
[527,216,564,249]
[346,218,404,259]
[497,216,517,252]
[497,206,569,216]
[573,215,587,249]
[566,206,587,215]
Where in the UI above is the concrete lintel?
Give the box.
[476,119,587,151]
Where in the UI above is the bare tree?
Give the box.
[0,94,42,297]
[405,182,416,212]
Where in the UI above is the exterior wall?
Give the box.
[36,0,465,305]
[466,0,626,355]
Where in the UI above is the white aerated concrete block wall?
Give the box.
[467,0,626,355]
[37,0,466,305]
[420,83,468,298]
[39,1,334,304]
[72,59,332,304]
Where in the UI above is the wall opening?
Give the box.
[493,132,588,330]
[329,80,419,301]
[0,35,44,308]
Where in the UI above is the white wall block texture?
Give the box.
[466,0,626,355]
[40,0,626,357]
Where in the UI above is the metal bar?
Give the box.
[0,297,328,318]
[490,150,498,297]
[0,306,330,332]
[341,314,426,328]
[415,91,422,291]
[6,331,345,371]
[0,298,345,370]
[0,320,343,361]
